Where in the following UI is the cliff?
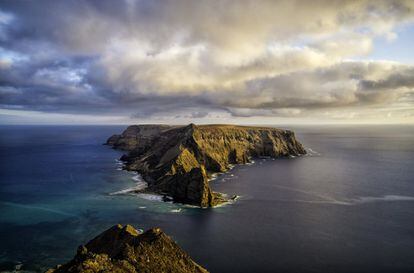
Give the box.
[47,224,208,273]
[107,124,306,207]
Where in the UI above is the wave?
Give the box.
[132,174,143,182]
[136,193,164,202]
[305,147,321,156]
[110,188,164,203]
[109,172,174,203]
[208,173,220,182]
[109,181,147,195]
[246,160,255,165]
[110,173,148,195]
[115,159,124,170]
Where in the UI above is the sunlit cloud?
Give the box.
[1,0,414,124]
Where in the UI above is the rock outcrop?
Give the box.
[107,124,306,207]
[47,224,208,273]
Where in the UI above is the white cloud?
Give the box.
[1,0,414,123]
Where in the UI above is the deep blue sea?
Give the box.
[1,125,414,273]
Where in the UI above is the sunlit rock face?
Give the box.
[47,224,209,273]
[107,124,306,207]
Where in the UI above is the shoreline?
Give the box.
[110,154,310,208]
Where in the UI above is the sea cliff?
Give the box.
[107,124,306,207]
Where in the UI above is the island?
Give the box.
[106,124,306,207]
[47,224,208,273]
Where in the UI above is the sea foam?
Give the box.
[109,173,148,195]
[305,147,321,156]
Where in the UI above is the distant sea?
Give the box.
[1,125,414,273]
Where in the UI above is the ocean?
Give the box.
[0,125,413,273]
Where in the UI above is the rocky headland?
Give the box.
[106,124,306,207]
[47,224,208,273]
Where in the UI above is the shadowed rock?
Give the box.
[47,224,209,273]
[107,124,306,207]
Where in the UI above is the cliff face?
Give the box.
[107,124,306,207]
[47,224,208,273]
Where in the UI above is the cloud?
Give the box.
[221,61,414,109]
[1,0,414,123]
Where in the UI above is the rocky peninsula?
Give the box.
[106,124,306,207]
[47,224,208,273]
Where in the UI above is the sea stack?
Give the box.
[107,124,306,207]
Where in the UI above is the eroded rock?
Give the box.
[106,124,306,207]
[47,224,209,273]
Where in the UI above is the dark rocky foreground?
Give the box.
[47,224,208,273]
[107,124,306,207]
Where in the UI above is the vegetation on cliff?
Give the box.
[107,124,306,207]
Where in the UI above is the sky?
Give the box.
[1,0,414,125]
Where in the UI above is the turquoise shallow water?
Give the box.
[1,125,414,273]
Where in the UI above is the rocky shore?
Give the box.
[107,124,306,207]
[47,224,208,273]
